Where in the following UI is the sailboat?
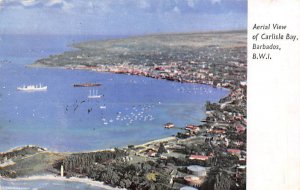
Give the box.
[88,89,102,99]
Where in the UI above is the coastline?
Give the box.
[135,136,176,148]
[0,175,125,190]
[1,32,247,189]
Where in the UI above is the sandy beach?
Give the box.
[135,136,176,148]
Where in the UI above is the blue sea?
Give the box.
[0,34,228,152]
[0,35,228,189]
[0,178,116,190]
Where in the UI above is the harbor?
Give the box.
[0,31,246,190]
[0,53,225,152]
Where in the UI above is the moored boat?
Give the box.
[74,83,101,87]
[17,84,47,91]
[88,89,102,99]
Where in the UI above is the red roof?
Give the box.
[227,149,241,154]
[189,155,210,161]
[235,125,246,133]
[185,125,200,131]
[209,129,226,134]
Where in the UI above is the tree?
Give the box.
[214,172,232,190]
[157,143,167,155]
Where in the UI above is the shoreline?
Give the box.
[1,32,247,189]
[0,175,125,190]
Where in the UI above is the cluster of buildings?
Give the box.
[62,45,246,91]
[119,42,247,189]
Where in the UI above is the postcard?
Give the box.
[1,0,296,190]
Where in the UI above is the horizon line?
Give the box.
[0,28,247,36]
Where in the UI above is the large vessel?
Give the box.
[17,84,47,91]
[88,89,102,99]
[74,83,101,87]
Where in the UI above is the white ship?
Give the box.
[88,89,102,99]
[17,84,47,91]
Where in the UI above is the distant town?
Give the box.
[1,31,247,190]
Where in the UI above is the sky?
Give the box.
[0,0,247,35]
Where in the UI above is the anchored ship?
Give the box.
[88,89,102,99]
[74,83,101,87]
[17,84,47,91]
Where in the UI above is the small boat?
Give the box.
[88,89,102,99]
[74,83,101,87]
[164,122,175,129]
[17,84,47,91]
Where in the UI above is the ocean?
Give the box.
[0,34,229,189]
[0,177,119,190]
[0,34,228,152]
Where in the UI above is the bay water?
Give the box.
[0,34,228,152]
[0,34,229,189]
